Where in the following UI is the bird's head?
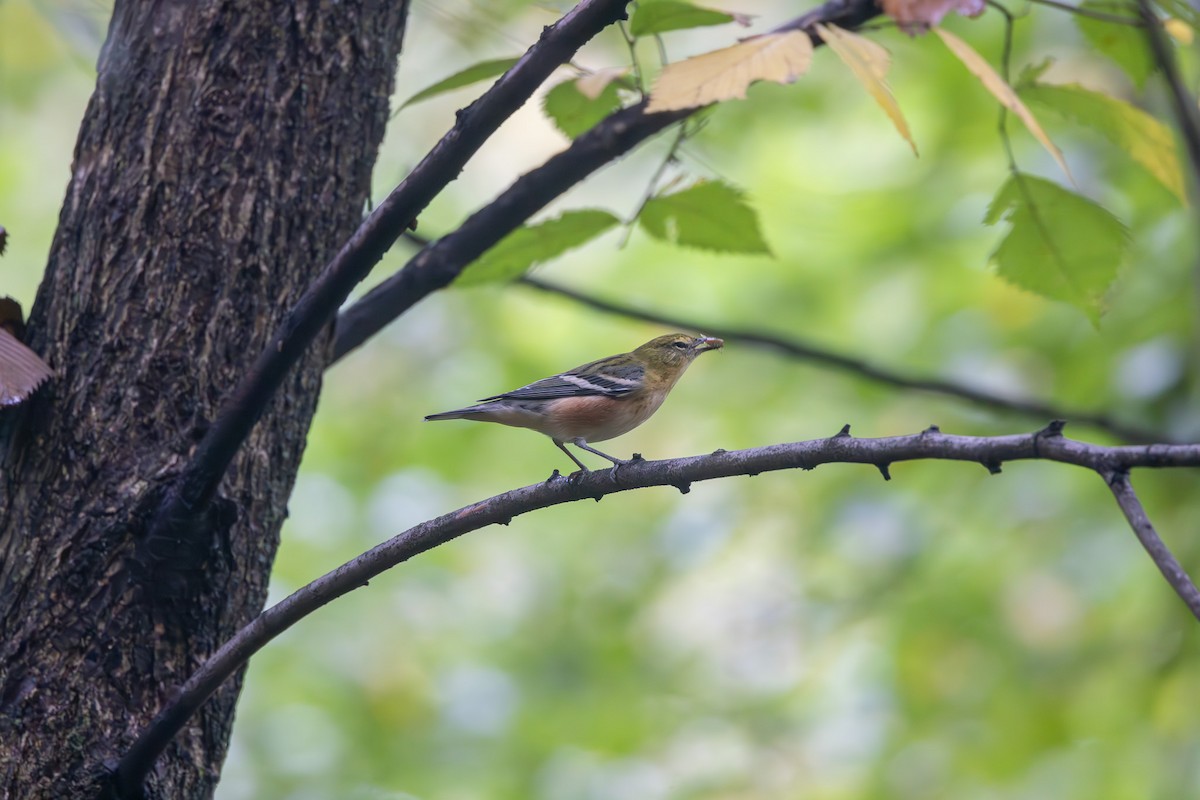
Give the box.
[635,333,724,370]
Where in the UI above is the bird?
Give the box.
[425,333,723,472]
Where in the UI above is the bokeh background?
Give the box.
[3,1,1199,797]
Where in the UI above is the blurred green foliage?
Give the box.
[3,0,1200,798]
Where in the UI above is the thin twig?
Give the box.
[1106,471,1200,619]
[617,19,645,96]
[114,423,1200,796]
[619,123,688,247]
[1138,0,1200,199]
[147,0,631,543]
[517,276,1167,444]
[1027,0,1144,26]
[1135,0,1200,394]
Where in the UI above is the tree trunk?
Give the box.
[0,1,407,796]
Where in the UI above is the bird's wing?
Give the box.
[481,357,645,401]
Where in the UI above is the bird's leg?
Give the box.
[570,438,629,467]
[554,439,591,474]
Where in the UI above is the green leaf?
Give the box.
[458,210,621,286]
[541,78,623,139]
[984,173,1129,321]
[629,1,736,36]
[1021,82,1185,203]
[638,180,771,254]
[399,57,520,109]
[1075,2,1153,88]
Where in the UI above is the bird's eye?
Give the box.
[672,341,689,350]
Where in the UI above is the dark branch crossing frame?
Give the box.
[0,0,1191,797]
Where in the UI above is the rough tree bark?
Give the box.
[0,2,408,797]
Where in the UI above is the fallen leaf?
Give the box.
[935,27,1073,183]
[646,31,813,112]
[815,24,918,155]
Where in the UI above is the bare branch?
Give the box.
[331,101,690,362]
[148,0,631,541]
[1139,0,1200,202]
[518,276,1166,444]
[116,423,1200,795]
[1106,471,1200,619]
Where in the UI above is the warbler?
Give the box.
[425,333,723,472]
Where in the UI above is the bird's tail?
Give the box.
[425,404,489,422]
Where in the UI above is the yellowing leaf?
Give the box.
[575,67,630,100]
[934,27,1073,183]
[1165,19,1194,44]
[646,31,813,112]
[1022,82,1186,203]
[814,24,917,156]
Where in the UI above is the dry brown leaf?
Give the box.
[646,31,813,113]
[576,67,630,100]
[881,0,984,31]
[935,27,1073,183]
[0,297,52,406]
[815,24,918,155]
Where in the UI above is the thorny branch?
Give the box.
[116,423,1200,796]
[1106,470,1200,618]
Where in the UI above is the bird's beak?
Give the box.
[694,336,723,353]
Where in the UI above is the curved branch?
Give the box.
[331,101,690,362]
[1106,470,1200,618]
[518,276,1166,444]
[116,422,1200,795]
[331,0,887,362]
[150,0,631,538]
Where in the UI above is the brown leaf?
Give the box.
[0,299,52,406]
[815,25,918,155]
[646,31,814,113]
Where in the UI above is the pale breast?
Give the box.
[540,392,667,442]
